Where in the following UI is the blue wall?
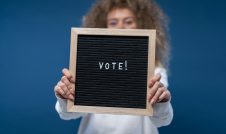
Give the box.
[0,0,225,133]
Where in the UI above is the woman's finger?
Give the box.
[69,85,75,95]
[59,82,69,97]
[158,90,171,102]
[158,90,167,101]
[62,68,75,83]
[149,73,161,88]
[55,85,66,98]
[150,87,165,105]
[70,76,75,83]
[62,68,72,79]
[148,81,163,101]
[68,94,75,101]
[61,76,71,87]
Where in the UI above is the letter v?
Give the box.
[99,62,104,69]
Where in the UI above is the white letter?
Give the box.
[118,62,123,70]
[105,63,110,70]
[99,62,104,69]
[112,62,116,70]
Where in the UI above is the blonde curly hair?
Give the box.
[82,0,170,68]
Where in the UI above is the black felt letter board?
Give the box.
[68,28,156,116]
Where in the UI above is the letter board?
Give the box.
[67,28,156,116]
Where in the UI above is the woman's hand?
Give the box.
[148,74,171,105]
[54,68,75,101]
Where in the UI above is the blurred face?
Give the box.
[107,8,137,29]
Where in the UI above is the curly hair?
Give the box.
[82,0,170,68]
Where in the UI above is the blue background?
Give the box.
[0,0,226,133]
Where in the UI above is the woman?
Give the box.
[54,0,173,134]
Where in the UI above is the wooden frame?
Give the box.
[67,28,156,116]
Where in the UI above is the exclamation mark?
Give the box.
[125,60,128,70]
